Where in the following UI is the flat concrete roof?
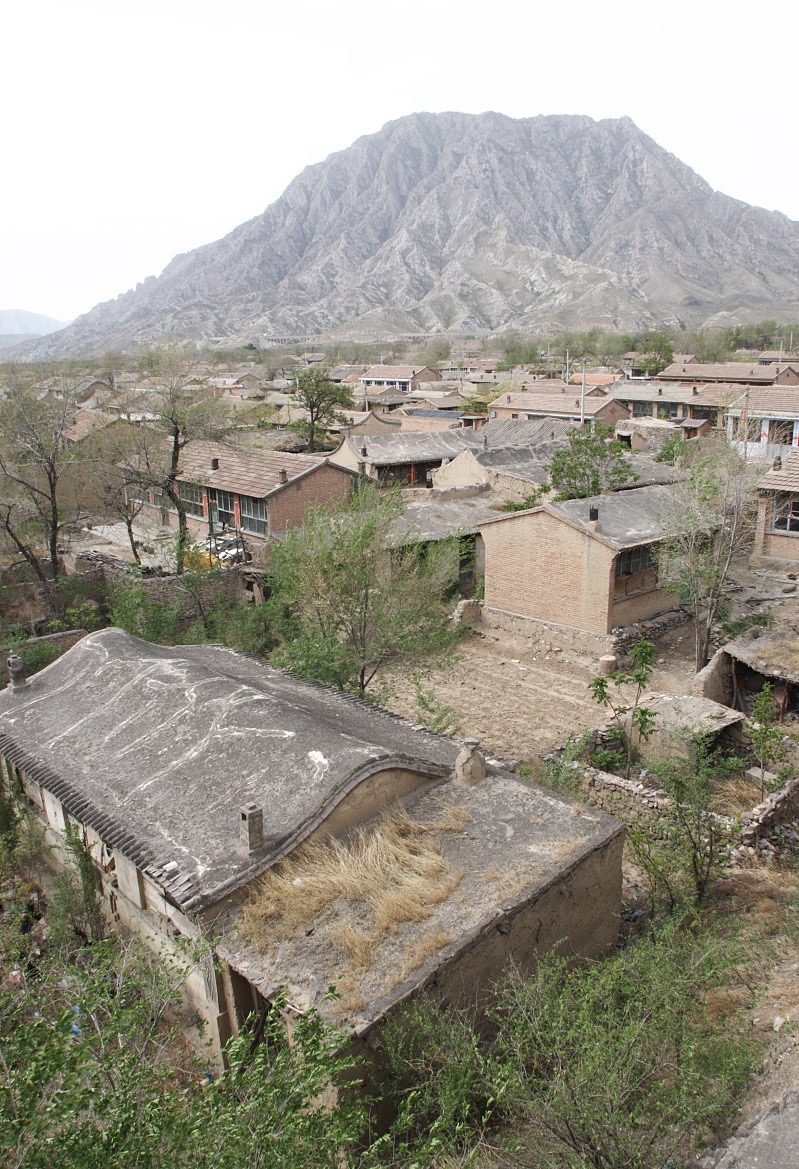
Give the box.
[220,771,621,1027]
[0,629,471,911]
[724,627,799,684]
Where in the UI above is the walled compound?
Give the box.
[0,628,623,1063]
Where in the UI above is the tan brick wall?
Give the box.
[610,587,677,626]
[482,511,617,634]
[761,532,799,561]
[268,462,354,534]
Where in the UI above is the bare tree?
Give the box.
[0,367,87,591]
[117,347,233,573]
[656,438,758,671]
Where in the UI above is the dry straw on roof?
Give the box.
[240,804,468,968]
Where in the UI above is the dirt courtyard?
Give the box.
[382,624,698,765]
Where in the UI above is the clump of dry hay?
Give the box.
[397,929,454,982]
[240,806,462,962]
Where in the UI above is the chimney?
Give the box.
[360,443,368,457]
[279,468,288,483]
[692,386,698,396]
[506,395,511,403]
[658,386,663,395]
[240,804,264,852]
[211,457,219,471]
[773,456,783,471]
[454,739,486,786]
[587,506,602,533]
[6,654,29,692]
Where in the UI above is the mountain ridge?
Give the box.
[17,113,799,357]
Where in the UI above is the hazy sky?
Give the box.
[4,0,798,323]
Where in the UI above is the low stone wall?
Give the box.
[692,647,734,706]
[73,551,253,627]
[473,604,689,665]
[476,606,616,662]
[734,778,799,863]
[573,760,799,864]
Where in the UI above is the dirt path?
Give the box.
[382,639,600,763]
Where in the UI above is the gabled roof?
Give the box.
[474,417,574,446]
[0,630,462,911]
[660,362,798,384]
[756,449,799,493]
[345,431,475,465]
[361,365,432,380]
[177,440,332,498]
[490,391,619,417]
[479,484,679,549]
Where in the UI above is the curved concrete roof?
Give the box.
[0,629,460,910]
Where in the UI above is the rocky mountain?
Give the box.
[21,113,799,357]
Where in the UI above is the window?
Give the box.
[632,401,653,418]
[615,545,657,578]
[770,420,794,445]
[239,494,267,536]
[773,493,799,533]
[209,489,235,528]
[656,402,680,419]
[177,481,204,517]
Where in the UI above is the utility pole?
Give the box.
[580,361,586,426]
[565,348,571,386]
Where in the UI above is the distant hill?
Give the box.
[17,112,799,358]
[0,309,67,336]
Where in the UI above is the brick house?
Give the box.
[752,450,799,565]
[488,391,628,427]
[479,484,680,636]
[138,441,355,544]
[360,365,442,394]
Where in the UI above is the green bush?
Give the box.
[371,918,756,1169]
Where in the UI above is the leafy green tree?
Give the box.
[628,734,741,910]
[290,368,354,452]
[267,484,461,695]
[639,331,674,376]
[747,683,792,797]
[589,639,658,781]
[374,918,753,1169]
[547,425,637,501]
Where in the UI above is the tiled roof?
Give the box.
[724,389,799,416]
[757,450,799,493]
[660,362,798,384]
[177,441,328,497]
[361,365,430,379]
[611,382,744,406]
[490,391,618,417]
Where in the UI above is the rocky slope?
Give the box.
[21,112,799,356]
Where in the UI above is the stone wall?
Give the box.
[73,551,252,627]
[474,603,688,665]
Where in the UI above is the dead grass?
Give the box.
[240,806,463,966]
[398,929,454,982]
[712,772,763,815]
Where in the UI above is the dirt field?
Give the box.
[381,624,698,765]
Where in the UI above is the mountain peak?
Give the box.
[20,112,799,357]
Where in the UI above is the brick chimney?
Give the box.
[278,468,288,484]
[240,804,264,852]
[587,506,602,533]
[6,654,29,692]
[211,457,220,471]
